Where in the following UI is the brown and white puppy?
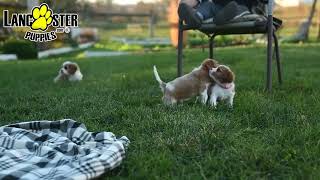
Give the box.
[208,65,235,108]
[54,61,83,83]
[153,59,219,105]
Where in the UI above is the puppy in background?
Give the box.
[153,59,219,105]
[54,61,83,83]
[208,65,235,108]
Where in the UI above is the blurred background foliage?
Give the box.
[0,0,319,59]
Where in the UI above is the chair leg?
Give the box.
[266,15,273,91]
[177,20,183,77]
[273,32,282,85]
[209,35,215,59]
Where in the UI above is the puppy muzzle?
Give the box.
[210,67,218,73]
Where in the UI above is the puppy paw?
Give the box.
[209,103,217,109]
[209,101,217,108]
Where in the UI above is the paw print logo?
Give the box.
[31,4,53,31]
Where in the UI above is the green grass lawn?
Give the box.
[1,44,320,179]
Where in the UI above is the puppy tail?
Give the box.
[153,66,166,92]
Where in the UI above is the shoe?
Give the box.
[178,3,202,29]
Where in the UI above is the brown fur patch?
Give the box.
[162,59,219,103]
[66,64,78,75]
[210,66,235,83]
[201,59,219,72]
[156,58,222,105]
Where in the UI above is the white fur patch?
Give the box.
[210,67,218,73]
[192,66,201,72]
[69,70,83,81]
[54,61,83,82]
[200,83,210,104]
[209,83,235,107]
[166,83,175,91]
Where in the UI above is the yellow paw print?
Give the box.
[31,4,53,31]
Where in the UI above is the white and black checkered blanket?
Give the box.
[0,119,130,180]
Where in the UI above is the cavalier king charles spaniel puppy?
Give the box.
[153,59,219,105]
[208,65,235,108]
[54,61,83,83]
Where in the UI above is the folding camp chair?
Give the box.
[177,0,282,91]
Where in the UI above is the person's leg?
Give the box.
[178,0,250,27]
[179,0,200,8]
[196,1,216,20]
[197,1,222,20]
[178,3,202,28]
[178,1,221,28]
[213,1,251,25]
[234,0,251,17]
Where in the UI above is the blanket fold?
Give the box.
[0,119,129,180]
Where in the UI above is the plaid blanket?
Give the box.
[0,119,130,180]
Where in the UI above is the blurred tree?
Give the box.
[80,1,93,21]
[41,0,81,13]
[27,0,38,11]
[0,0,27,10]
[318,11,320,40]
[95,0,112,8]
[40,0,94,20]
[292,0,318,42]
[107,0,113,7]
[168,0,185,47]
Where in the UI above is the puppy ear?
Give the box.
[202,59,219,71]
[209,59,219,67]
[201,60,210,71]
[223,69,235,83]
[67,64,78,74]
[231,71,235,81]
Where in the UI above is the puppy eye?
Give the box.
[217,68,221,72]
[64,66,68,70]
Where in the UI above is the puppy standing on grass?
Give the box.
[208,65,235,108]
[54,61,83,83]
[153,59,219,105]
